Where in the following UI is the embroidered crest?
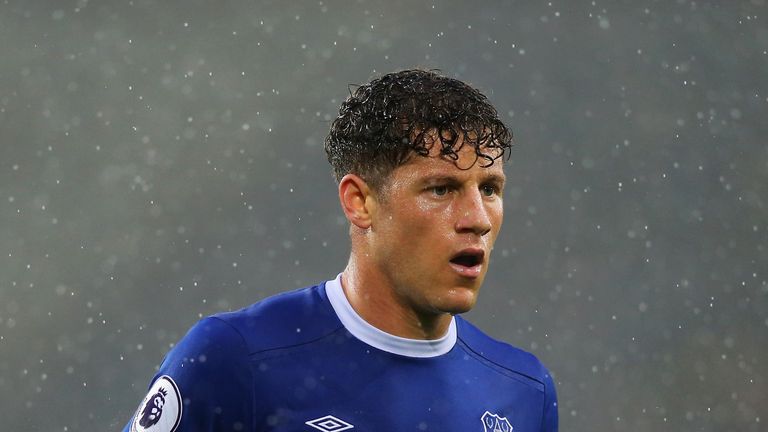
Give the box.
[481,411,513,432]
[131,375,182,432]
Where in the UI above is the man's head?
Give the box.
[325,69,512,192]
[326,69,512,321]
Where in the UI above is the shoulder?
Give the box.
[123,282,342,432]
[209,281,344,355]
[455,316,553,390]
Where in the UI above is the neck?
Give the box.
[341,255,453,340]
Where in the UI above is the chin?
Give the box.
[443,304,475,315]
[437,288,478,314]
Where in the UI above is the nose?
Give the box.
[454,189,492,236]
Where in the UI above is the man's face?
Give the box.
[368,139,505,317]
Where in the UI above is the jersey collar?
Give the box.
[325,273,457,358]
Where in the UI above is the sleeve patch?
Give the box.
[131,375,182,432]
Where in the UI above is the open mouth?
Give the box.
[449,249,485,269]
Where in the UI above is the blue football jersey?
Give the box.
[124,275,558,432]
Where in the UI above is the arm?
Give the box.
[123,317,254,432]
[541,369,559,432]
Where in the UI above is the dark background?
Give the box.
[1,1,766,430]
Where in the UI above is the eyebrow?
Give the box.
[482,173,506,185]
[419,173,506,186]
[420,175,460,185]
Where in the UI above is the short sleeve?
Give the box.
[123,317,254,432]
[541,368,558,432]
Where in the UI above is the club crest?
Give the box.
[481,411,513,432]
[131,375,182,432]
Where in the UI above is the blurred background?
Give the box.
[1,0,766,430]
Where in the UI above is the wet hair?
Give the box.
[324,69,513,191]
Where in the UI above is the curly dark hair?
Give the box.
[324,69,513,190]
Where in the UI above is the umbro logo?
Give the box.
[305,415,354,432]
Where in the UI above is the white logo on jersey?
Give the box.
[481,410,513,432]
[305,415,354,431]
[131,375,182,432]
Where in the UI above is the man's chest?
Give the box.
[249,350,544,432]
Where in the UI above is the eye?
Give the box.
[432,185,449,196]
[481,184,497,197]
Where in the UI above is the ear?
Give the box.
[338,174,377,229]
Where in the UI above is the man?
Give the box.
[124,69,558,432]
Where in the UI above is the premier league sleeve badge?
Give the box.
[131,375,182,432]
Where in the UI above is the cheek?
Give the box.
[487,203,505,240]
[414,196,459,225]
[493,203,504,227]
[396,199,444,228]
[413,195,440,215]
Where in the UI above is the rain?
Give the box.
[0,1,766,430]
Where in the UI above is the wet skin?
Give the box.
[339,140,505,340]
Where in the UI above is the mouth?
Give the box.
[449,248,485,278]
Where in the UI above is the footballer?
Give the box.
[124,69,558,432]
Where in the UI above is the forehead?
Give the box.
[393,144,506,182]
